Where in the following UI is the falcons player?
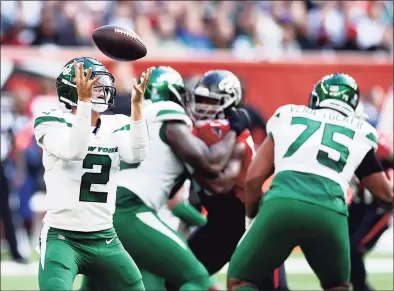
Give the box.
[182,70,289,290]
[349,103,393,291]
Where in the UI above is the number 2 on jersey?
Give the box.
[283,117,355,173]
[79,154,111,203]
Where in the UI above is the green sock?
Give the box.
[171,202,207,227]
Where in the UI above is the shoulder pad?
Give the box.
[149,101,192,126]
[360,121,378,151]
[111,114,134,133]
[33,109,71,129]
[270,104,300,119]
[266,104,300,138]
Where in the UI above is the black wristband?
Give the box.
[355,149,385,180]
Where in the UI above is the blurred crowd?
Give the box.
[1,0,393,56]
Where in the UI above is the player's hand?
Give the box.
[131,68,152,106]
[228,108,252,136]
[74,60,100,102]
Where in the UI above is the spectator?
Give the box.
[10,91,36,240]
[1,102,26,263]
[355,1,393,52]
[278,19,302,56]
[31,5,59,46]
[108,1,135,31]
[177,3,213,50]
[134,14,157,51]
[362,86,386,128]
[156,13,188,52]
[1,0,392,54]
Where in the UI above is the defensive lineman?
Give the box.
[181,70,288,290]
[227,73,394,291]
[34,57,150,290]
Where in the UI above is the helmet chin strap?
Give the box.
[91,102,109,113]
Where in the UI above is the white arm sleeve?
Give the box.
[35,101,92,161]
[116,119,150,163]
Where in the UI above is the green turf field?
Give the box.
[1,273,393,290]
[2,252,393,290]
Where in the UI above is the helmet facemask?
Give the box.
[309,91,320,109]
[188,86,235,121]
[90,74,116,113]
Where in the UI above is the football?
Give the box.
[92,25,147,62]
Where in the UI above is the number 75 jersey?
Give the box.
[266,105,378,211]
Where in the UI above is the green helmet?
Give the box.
[139,66,186,106]
[309,73,360,116]
[56,57,116,112]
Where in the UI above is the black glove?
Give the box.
[228,107,252,136]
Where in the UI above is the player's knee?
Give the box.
[179,275,214,291]
[42,277,70,290]
[227,277,258,291]
[322,282,350,291]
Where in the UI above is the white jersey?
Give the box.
[267,104,378,199]
[34,101,148,232]
[116,101,193,212]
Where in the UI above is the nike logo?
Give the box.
[106,238,115,245]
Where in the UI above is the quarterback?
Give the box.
[34,58,150,290]
[80,66,251,291]
[227,73,394,291]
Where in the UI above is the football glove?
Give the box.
[228,107,252,136]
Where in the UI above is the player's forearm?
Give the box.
[131,102,143,122]
[193,173,235,194]
[43,101,91,160]
[362,172,394,208]
[244,178,263,218]
[166,122,235,177]
[117,119,149,163]
[206,131,237,173]
[195,156,241,194]
[244,137,275,217]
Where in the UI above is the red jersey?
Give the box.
[376,133,393,161]
[193,119,255,202]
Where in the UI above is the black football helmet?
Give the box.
[185,70,242,120]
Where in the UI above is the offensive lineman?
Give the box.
[227,73,394,291]
[34,58,150,290]
[80,66,251,291]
